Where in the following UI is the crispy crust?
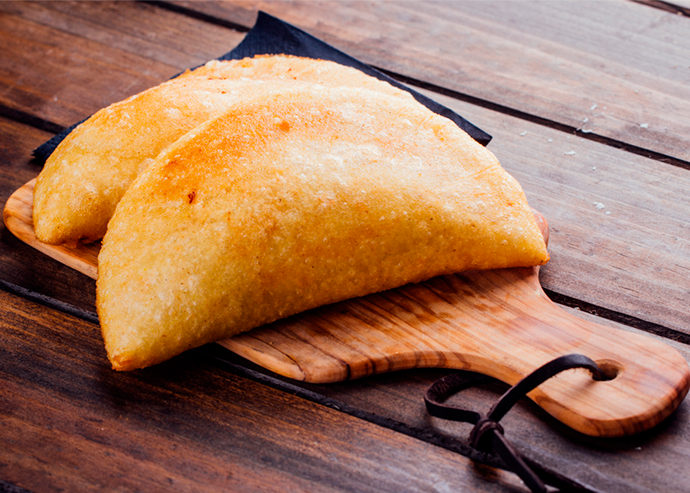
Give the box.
[33,56,413,244]
[97,86,549,371]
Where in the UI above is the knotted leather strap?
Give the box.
[424,354,603,493]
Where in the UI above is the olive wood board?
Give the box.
[5,179,690,438]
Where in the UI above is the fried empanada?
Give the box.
[97,86,549,371]
[33,55,413,245]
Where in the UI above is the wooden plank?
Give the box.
[34,0,243,64]
[171,0,690,162]
[0,1,245,127]
[0,289,524,493]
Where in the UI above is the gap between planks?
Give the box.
[630,0,690,17]
[546,289,690,346]
[0,103,65,135]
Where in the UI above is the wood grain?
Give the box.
[6,180,689,437]
[414,87,690,336]
[0,1,245,127]
[275,312,690,493]
[171,0,690,162]
[0,289,525,493]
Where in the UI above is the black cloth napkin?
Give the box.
[33,11,490,163]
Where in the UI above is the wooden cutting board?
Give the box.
[5,178,690,437]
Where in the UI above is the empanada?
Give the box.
[97,86,549,371]
[33,55,413,244]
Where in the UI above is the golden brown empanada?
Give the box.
[97,86,549,371]
[33,56,413,245]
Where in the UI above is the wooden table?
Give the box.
[2,1,690,491]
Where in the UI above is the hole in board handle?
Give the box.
[594,359,622,381]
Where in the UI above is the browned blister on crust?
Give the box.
[33,56,413,245]
[97,86,549,371]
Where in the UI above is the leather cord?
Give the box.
[424,354,603,493]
